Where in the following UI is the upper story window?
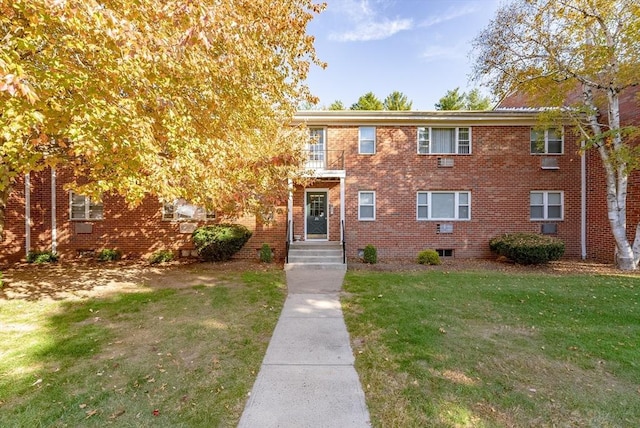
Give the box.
[417,191,470,220]
[530,191,563,220]
[162,200,216,221]
[531,128,563,154]
[418,127,471,154]
[359,126,376,154]
[307,127,326,169]
[358,191,376,221]
[70,192,103,220]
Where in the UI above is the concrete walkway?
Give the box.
[238,267,371,427]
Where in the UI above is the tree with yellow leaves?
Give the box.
[472,0,640,270]
[0,0,325,235]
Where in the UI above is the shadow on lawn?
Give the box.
[0,259,281,301]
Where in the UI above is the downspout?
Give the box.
[25,174,31,256]
[51,168,57,253]
[287,179,293,241]
[581,141,587,259]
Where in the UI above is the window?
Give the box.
[417,127,471,154]
[358,191,376,221]
[417,191,470,220]
[70,192,103,220]
[307,127,325,168]
[359,127,376,154]
[162,200,216,221]
[531,128,563,154]
[530,191,563,220]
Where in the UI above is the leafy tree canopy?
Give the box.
[328,100,345,110]
[472,0,640,270]
[0,0,325,233]
[435,87,491,110]
[350,92,383,110]
[383,91,413,111]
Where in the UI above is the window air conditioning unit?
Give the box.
[541,223,558,234]
[437,157,454,168]
[541,157,559,169]
[436,223,454,234]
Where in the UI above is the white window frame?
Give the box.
[358,191,376,221]
[416,191,471,221]
[69,192,103,220]
[162,201,216,221]
[307,127,326,168]
[417,127,472,155]
[530,127,563,155]
[530,191,563,220]
[359,126,376,154]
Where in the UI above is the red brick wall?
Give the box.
[0,168,288,264]
[331,124,582,261]
[585,87,640,262]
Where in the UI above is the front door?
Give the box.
[306,191,328,240]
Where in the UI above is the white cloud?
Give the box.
[418,4,479,29]
[420,42,468,62]
[331,18,413,42]
[328,0,413,42]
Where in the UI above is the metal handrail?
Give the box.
[341,219,346,264]
[303,149,345,171]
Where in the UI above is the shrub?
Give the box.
[363,244,377,264]
[97,248,122,262]
[149,250,174,264]
[259,243,273,263]
[417,249,441,265]
[192,224,253,262]
[26,250,59,264]
[489,233,565,265]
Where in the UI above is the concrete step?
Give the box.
[288,254,343,263]
[288,249,343,258]
[286,241,346,269]
[284,263,347,271]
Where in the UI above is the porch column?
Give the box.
[287,179,293,242]
[340,177,345,242]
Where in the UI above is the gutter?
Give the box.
[51,168,57,253]
[25,174,31,256]
[581,142,587,259]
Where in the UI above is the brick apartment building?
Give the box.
[0,103,637,265]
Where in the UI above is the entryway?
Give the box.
[305,190,328,240]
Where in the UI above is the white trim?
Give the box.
[358,190,376,221]
[287,179,293,242]
[340,178,345,242]
[25,174,31,256]
[581,143,587,259]
[304,188,330,241]
[416,126,472,155]
[51,168,57,253]
[530,127,564,155]
[530,190,564,221]
[416,191,471,221]
[358,126,376,154]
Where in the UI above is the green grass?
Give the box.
[0,268,285,427]
[342,270,640,427]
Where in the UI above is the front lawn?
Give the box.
[342,269,640,427]
[0,263,285,427]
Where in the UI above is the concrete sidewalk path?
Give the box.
[238,267,371,427]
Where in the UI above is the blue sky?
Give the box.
[305,0,501,110]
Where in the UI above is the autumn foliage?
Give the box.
[0,0,325,233]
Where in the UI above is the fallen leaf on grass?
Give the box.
[109,409,125,419]
[85,409,98,419]
[153,409,160,416]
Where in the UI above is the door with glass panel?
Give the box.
[306,191,328,240]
